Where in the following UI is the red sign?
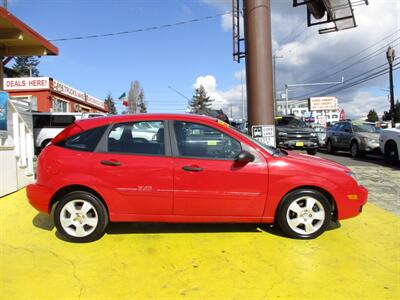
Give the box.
[339,108,345,121]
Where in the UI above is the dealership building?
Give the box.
[3,77,108,113]
[276,96,344,126]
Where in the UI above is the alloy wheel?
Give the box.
[59,199,99,238]
[286,196,325,235]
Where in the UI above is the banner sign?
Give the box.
[0,92,8,135]
[86,94,105,108]
[309,97,337,111]
[53,79,85,102]
[3,77,50,91]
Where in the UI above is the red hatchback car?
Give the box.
[27,114,368,242]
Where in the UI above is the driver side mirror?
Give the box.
[235,150,255,164]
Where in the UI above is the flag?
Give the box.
[118,92,128,106]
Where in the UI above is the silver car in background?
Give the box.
[325,121,380,158]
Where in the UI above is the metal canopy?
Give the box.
[293,0,368,34]
[0,7,58,56]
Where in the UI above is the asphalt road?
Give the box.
[295,149,400,216]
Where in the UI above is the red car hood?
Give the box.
[283,150,351,173]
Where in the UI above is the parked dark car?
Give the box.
[325,121,380,158]
[275,116,319,155]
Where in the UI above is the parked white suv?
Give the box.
[33,112,106,154]
[379,128,400,164]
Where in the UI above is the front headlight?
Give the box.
[361,137,377,144]
[310,133,317,137]
[346,171,359,185]
[278,132,287,136]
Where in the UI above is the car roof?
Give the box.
[74,113,219,130]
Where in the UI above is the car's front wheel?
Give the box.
[326,139,335,154]
[54,191,108,243]
[306,148,317,155]
[350,141,363,158]
[276,189,331,239]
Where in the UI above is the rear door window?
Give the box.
[107,121,165,156]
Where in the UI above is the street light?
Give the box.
[386,46,396,128]
[284,77,344,115]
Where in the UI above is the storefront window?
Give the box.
[53,98,69,112]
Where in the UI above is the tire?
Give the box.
[326,139,335,154]
[384,141,399,165]
[350,141,363,158]
[276,189,331,239]
[306,148,317,155]
[54,191,108,243]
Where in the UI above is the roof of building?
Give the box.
[0,7,58,56]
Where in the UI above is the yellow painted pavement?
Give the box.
[0,188,399,300]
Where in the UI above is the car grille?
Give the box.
[286,132,311,140]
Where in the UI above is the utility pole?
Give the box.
[387,46,395,128]
[243,0,275,146]
[273,54,283,115]
[2,0,7,10]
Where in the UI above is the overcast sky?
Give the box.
[7,0,399,119]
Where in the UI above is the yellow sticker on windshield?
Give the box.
[208,141,217,146]
[217,120,229,127]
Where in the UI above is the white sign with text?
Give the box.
[251,124,276,147]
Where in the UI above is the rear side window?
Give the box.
[33,115,76,128]
[51,115,76,127]
[58,126,107,152]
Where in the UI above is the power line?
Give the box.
[303,30,400,83]
[296,58,400,98]
[49,12,230,42]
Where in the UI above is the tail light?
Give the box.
[50,123,83,145]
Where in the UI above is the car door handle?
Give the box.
[101,160,121,166]
[182,165,203,172]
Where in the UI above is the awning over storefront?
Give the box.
[0,7,58,56]
[0,7,58,89]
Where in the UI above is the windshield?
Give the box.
[275,117,307,128]
[352,123,380,133]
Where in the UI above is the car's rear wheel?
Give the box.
[384,141,399,164]
[326,139,335,154]
[277,189,331,239]
[54,191,108,243]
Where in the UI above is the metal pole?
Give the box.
[285,84,289,115]
[241,70,245,120]
[0,57,3,90]
[387,46,395,128]
[243,0,274,128]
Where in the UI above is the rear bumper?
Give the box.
[337,185,368,220]
[26,184,53,214]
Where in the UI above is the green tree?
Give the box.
[137,90,147,113]
[189,85,214,113]
[395,100,400,123]
[12,56,40,77]
[366,109,378,122]
[104,93,117,115]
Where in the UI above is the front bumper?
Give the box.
[277,140,319,150]
[26,184,53,214]
[337,184,368,220]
